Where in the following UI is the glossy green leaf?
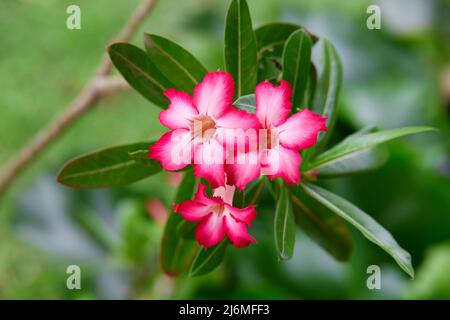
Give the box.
[225,0,258,97]
[144,34,207,93]
[255,23,302,59]
[282,29,312,108]
[302,183,414,277]
[274,185,296,260]
[160,171,198,275]
[233,93,255,113]
[243,177,265,206]
[108,43,172,107]
[316,146,388,177]
[289,186,352,261]
[257,57,282,82]
[255,23,318,59]
[57,142,161,189]
[128,149,155,166]
[313,40,342,144]
[177,219,196,239]
[314,126,388,177]
[303,40,342,163]
[303,63,318,110]
[307,126,436,170]
[189,240,228,277]
[233,177,265,208]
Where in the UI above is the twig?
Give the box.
[0,0,157,197]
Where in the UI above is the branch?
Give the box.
[0,0,157,197]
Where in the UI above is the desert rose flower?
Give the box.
[226,80,328,190]
[149,72,259,189]
[174,183,257,248]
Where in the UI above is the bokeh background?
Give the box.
[1,0,449,299]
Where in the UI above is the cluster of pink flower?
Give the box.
[149,72,327,249]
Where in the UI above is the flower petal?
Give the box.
[224,204,257,226]
[212,184,235,205]
[262,145,301,185]
[193,140,226,188]
[225,150,261,190]
[193,71,234,119]
[216,108,259,130]
[149,129,193,171]
[255,80,293,127]
[277,109,328,150]
[174,201,212,222]
[223,215,256,248]
[159,89,198,130]
[193,183,213,204]
[195,213,226,248]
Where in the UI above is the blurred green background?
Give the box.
[0,0,449,299]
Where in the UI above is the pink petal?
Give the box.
[216,108,259,130]
[212,184,235,205]
[159,89,198,130]
[262,145,302,185]
[193,71,235,119]
[223,215,256,248]
[225,150,261,190]
[195,213,226,248]
[149,129,193,171]
[174,201,212,222]
[215,109,259,152]
[255,80,293,128]
[193,183,217,205]
[193,140,226,188]
[224,204,257,226]
[277,109,328,150]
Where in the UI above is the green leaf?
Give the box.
[108,43,172,107]
[316,146,388,178]
[233,93,255,113]
[189,240,228,277]
[313,40,342,139]
[274,185,296,260]
[144,34,207,93]
[161,171,198,275]
[243,177,265,206]
[57,142,161,189]
[302,183,415,277]
[128,149,155,165]
[255,23,302,59]
[232,178,265,208]
[289,186,352,261]
[304,63,318,109]
[225,0,258,97]
[255,23,318,59]
[177,219,196,239]
[257,57,282,83]
[307,126,436,170]
[303,40,342,162]
[282,29,312,108]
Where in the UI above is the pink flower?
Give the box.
[174,184,257,248]
[226,80,328,190]
[149,72,259,189]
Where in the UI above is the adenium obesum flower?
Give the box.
[226,80,328,190]
[174,183,257,248]
[149,71,258,188]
